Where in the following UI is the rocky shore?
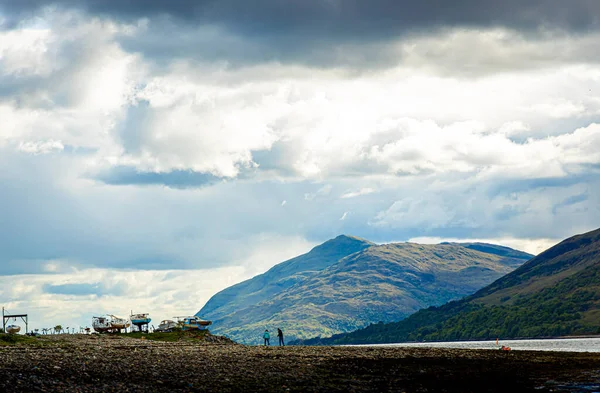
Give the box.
[0,334,599,392]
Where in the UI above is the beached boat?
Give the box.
[130,313,151,325]
[156,320,177,332]
[92,315,130,333]
[110,315,130,330]
[181,316,212,331]
[6,325,20,334]
[130,313,151,332]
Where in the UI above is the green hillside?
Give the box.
[198,236,531,344]
[296,228,600,345]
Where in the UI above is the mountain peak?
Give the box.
[196,233,373,330]
[310,234,374,254]
[331,234,373,243]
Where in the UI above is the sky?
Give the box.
[1,0,599,331]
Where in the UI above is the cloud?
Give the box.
[43,282,126,297]
[369,173,600,241]
[0,235,316,329]
[113,86,277,176]
[0,153,317,274]
[110,20,600,71]
[407,236,560,256]
[340,188,375,199]
[17,140,64,154]
[0,267,246,329]
[396,29,600,76]
[94,166,222,189]
[3,12,600,184]
[4,3,600,73]
[3,1,599,39]
[304,184,333,201]
[2,2,600,336]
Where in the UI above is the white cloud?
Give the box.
[370,196,456,230]
[17,140,64,155]
[340,211,349,220]
[3,15,600,181]
[0,27,54,76]
[304,184,333,201]
[340,188,375,199]
[407,237,560,256]
[398,29,600,76]
[114,64,600,179]
[498,121,530,136]
[0,11,141,153]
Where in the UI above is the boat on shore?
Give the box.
[131,313,151,325]
[156,320,177,332]
[6,325,20,334]
[180,316,212,331]
[92,315,130,333]
[130,313,151,328]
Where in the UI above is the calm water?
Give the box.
[362,337,600,352]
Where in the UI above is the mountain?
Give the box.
[297,228,600,345]
[198,235,373,325]
[197,235,532,344]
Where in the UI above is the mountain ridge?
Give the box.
[197,235,532,343]
[294,228,600,345]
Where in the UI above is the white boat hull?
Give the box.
[6,325,20,334]
[92,315,130,333]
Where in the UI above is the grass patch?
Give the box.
[0,334,40,346]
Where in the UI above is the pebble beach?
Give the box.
[1,334,599,392]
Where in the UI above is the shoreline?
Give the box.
[343,334,600,347]
[1,334,599,392]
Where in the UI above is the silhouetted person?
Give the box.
[277,328,284,346]
[263,329,270,346]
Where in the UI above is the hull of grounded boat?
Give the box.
[130,314,151,325]
[182,317,212,330]
[92,316,113,333]
[110,317,131,330]
[156,320,177,332]
[92,315,130,333]
[6,325,20,334]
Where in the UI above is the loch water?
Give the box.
[364,337,600,352]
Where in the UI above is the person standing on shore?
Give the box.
[263,329,270,346]
[277,328,285,346]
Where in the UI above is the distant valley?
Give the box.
[197,235,532,344]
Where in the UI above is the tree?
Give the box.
[54,325,62,334]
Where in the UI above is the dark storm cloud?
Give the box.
[3,1,600,73]
[3,1,599,39]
